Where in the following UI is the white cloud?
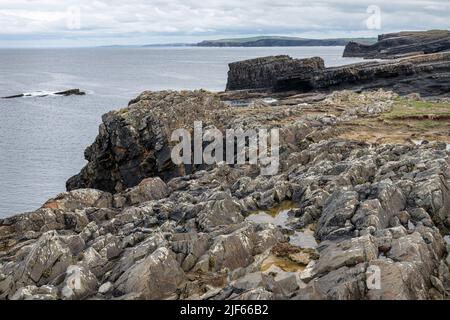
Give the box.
[0,0,449,46]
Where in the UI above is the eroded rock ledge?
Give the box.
[1,90,450,300]
[343,30,450,59]
[226,52,450,98]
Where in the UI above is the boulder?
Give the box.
[61,265,98,300]
[115,247,186,299]
[312,235,378,276]
[120,177,169,206]
[316,190,359,241]
[226,51,450,98]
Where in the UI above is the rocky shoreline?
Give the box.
[226,51,450,98]
[1,41,450,300]
[343,30,450,59]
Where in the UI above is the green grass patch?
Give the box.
[383,97,450,120]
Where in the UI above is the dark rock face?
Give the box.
[226,52,450,98]
[66,90,230,193]
[343,30,450,59]
[2,89,85,99]
[276,52,450,97]
[226,55,325,91]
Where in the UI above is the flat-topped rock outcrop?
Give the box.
[226,55,325,91]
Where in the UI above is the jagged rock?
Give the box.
[120,177,169,206]
[410,171,450,233]
[366,259,430,299]
[13,231,73,288]
[226,55,324,91]
[312,235,378,277]
[227,52,450,98]
[316,190,359,241]
[115,247,186,299]
[196,224,283,273]
[170,232,211,272]
[10,285,58,300]
[1,88,450,301]
[110,232,167,282]
[197,192,244,231]
[343,30,450,59]
[79,247,107,278]
[232,272,267,291]
[295,264,367,300]
[61,265,98,300]
[234,288,273,300]
[43,189,113,211]
[0,208,66,237]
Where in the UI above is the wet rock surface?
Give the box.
[1,89,450,300]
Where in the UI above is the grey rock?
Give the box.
[316,190,359,241]
[226,55,324,91]
[98,282,113,295]
[61,265,98,300]
[115,247,185,299]
[10,285,58,300]
[122,177,169,206]
[14,231,73,287]
[313,235,378,276]
[295,264,367,300]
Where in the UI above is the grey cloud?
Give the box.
[0,0,449,46]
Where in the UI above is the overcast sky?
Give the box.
[0,0,449,47]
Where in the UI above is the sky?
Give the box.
[0,0,449,47]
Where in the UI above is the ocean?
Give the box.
[0,46,364,217]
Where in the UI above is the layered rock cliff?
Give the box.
[66,90,231,193]
[226,52,450,98]
[226,56,324,91]
[343,30,450,59]
[1,89,450,300]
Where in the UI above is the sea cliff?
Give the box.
[343,30,450,59]
[1,35,450,300]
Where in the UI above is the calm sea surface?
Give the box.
[0,46,364,217]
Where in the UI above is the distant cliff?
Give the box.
[343,30,450,59]
[226,55,325,91]
[197,36,376,47]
